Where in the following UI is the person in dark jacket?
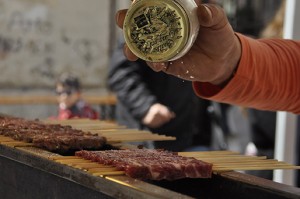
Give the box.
[108,38,212,152]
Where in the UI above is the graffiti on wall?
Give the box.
[0,0,109,88]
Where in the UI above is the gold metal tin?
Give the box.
[123,0,190,62]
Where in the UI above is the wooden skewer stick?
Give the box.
[213,165,300,171]
[179,151,240,156]
[55,159,92,164]
[212,160,298,166]
[44,119,91,124]
[88,167,118,172]
[211,160,281,166]
[91,171,125,176]
[195,156,268,163]
[50,156,81,160]
[97,129,150,134]
[0,136,15,142]
[73,163,113,169]
[1,141,34,147]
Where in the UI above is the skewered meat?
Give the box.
[0,116,106,152]
[76,149,213,180]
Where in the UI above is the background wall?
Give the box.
[0,0,130,119]
[0,0,112,89]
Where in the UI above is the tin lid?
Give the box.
[123,0,189,62]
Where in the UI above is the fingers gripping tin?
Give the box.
[123,0,199,62]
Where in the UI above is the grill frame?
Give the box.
[0,144,191,199]
[1,144,300,199]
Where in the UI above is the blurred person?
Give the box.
[108,37,212,152]
[54,73,99,120]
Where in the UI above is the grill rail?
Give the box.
[1,142,300,199]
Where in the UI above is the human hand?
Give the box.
[142,103,175,128]
[116,3,241,86]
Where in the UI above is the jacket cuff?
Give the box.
[192,33,250,102]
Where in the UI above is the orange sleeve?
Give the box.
[193,33,300,114]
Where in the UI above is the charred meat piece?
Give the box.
[0,116,107,153]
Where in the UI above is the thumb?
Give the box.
[194,0,201,6]
[198,4,228,29]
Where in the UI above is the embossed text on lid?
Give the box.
[124,0,189,62]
